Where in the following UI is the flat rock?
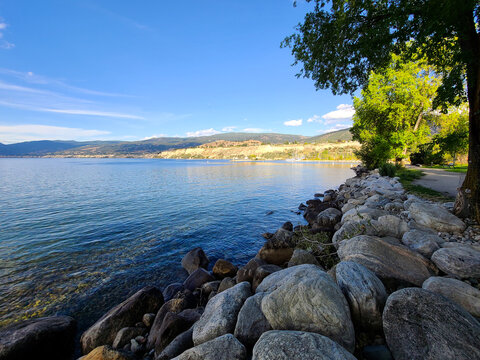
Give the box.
[401,230,441,258]
[287,249,320,267]
[408,201,466,233]
[252,330,357,360]
[337,235,438,287]
[383,288,480,360]
[81,286,163,354]
[0,315,76,360]
[183,268,215,291]
[212,259,238,279]
[173,334,246,360]
[257,264,355,352]
[234,293,271,348]
[335,261,387,330]
[422,276,480,317]
[181,248,209,275]
[193,282,251,346]
[431,245,480,279]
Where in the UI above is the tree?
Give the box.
[283,0,480,222]
[434,105,469,165]
[351,53,440,165]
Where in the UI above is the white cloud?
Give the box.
[0,20,14,50]
[322,104,355,123]
[222,126,237,132]
[284,119,303,127]
[186,128,222,137]
[307,115,321,123]
[0,23,7,30]
[243,128,270,133]
[0,124,110,144]
[143,134,167,140]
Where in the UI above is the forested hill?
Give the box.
[0,129,351,157]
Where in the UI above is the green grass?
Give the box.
[424,165,468,173]
[396,168,454,201]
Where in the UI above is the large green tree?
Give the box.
[283,0,480,221]
[352,53,440,164]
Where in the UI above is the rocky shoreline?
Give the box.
[1,166,480,360]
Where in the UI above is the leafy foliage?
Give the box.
[379,163,397,177]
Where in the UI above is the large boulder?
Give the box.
[256,264,355,352]
[401,230,441,258]
[172,334,246,360]
[154,309,201,354]
[183,268,215,291]
[81,286,163,354]
[383,288,480,360]
[193,282,251,345]
[287,249,320,267]
[252,330,357,360]
[234,293,272,348]
[181,248,209,275]
[377,215,408,239]
[303,200,337,225]
[335,261,387,330]
[112,327,146,349]
[431,245,480,279]
[156,327,193,360]
[332,220,383,246]
[212,259,238,279]
[315,208,342,229]
[163,283,185,302]
[408,202,466,233]
[342,206,388,223]
[337,235,438,287]
[422,276,480,317]
[0,316,76,360]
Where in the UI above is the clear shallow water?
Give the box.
[0,158,354,331]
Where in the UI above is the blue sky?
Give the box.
[0,0,354,144]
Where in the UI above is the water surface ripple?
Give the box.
[0,158,354,331]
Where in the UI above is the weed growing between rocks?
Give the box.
[292,228,339,269]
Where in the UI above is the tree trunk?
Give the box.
[453,3,480,223]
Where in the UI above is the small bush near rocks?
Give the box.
[292,228,339,269]
[379,163,396,177]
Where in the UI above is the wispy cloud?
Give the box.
[322,104,355,123]
[84,3,151,31]
[243,128,271,133]
[143,134,167,140]
[284,119,303,127]
[222,126,237,132]
[186,128,222,137]
[0,20,15,50]
[0,124,110,144]
[307,115,321,123]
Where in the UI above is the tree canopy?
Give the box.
[283,0,480,221]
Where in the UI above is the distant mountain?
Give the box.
[0,130,350,157]
[308,128,352,143]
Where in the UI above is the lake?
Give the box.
[0,158,354,332]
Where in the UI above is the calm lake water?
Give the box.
[0,158,354,331]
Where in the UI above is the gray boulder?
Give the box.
[234,293,271,348]
[383,288,480,360]
[80,286,163,354]
[172,334,246,360]
[401,230,441,258]
[163,283,185,302]
[112,327,146,349]
[252,264,282,291]
[337,235,438,287]
[377,215,408,238]
[257,264,355,352]
[181,248,209,275]
[287,249,320,267]
[183,268,215,291]
[422,276,480,317]
[431,245,480,279]
[316,208,342,228]
[156,327,193,360]
[193,282,251,345]
[217,277,236,293]
[252,330,357,360]
[342,206,388,223]
[335,261,387,330]
[332,220,383,246]
[0,316,76,360]
[237,258,267,283]
[408,202,466,233]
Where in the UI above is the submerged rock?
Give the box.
[383,288,480,360]
[181,248,209,275]
[252,330,357,360]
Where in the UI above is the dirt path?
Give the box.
[411,167,466,198]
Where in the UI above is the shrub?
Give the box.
[409,142,444,165]
[379,163,396,177]
[354,137,392,170]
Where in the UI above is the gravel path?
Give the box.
[411,167,466,198]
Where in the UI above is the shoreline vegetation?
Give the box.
[1,165,479,360]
